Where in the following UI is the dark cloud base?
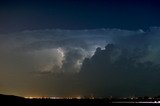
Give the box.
[79,44,160,97]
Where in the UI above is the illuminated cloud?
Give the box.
[1,27,160,96]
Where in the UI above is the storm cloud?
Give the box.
[1,27,160,97]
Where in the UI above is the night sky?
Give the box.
[1,0,160,97]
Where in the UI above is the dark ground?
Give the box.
[0,94,159,105]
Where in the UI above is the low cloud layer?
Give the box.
[1,28,160,97]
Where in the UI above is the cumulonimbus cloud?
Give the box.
[1,27,160,96]
[0,28,148,74]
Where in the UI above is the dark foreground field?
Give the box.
[0,94,159,105]
[0,94,109,105]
